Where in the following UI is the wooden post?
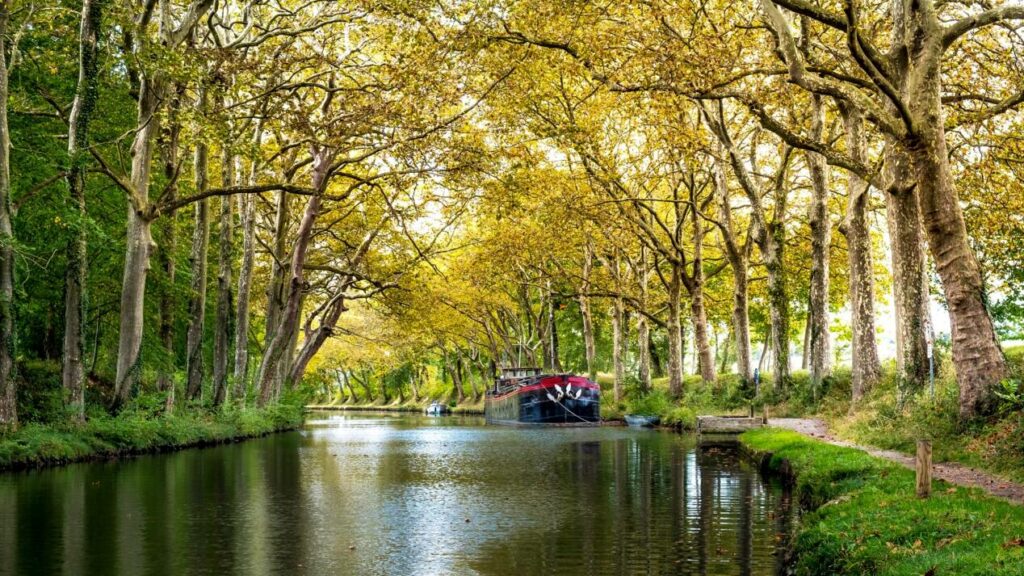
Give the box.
[762,405,769,425]
[916,440,932,498]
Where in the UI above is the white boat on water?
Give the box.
[425,401,448,415]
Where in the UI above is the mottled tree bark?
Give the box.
[264,189,289,352]
[764,236,789,390]
[0,4,14,428]
[184,102,210,402]
[892,0,1006,418]
[636,248,651,393]
[667,265,684,398]
[611,296,625,403]
[156,88,181,413]
[579,246,596,382]
[256,150,332,405]
[840,107,881,402]
[112,76,162,407]
[446,349,466,403]
[884,144,930,390]
[62,0,103,419]
[713,153,753,383]
[233,156,257,401]
[806,95,832,395]
[687,198,716,384]
[546,280,562,372]
[211,151,234,406]
[909,124,1005,417]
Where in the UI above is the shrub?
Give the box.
[626,389,673,415]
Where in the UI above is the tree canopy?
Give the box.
[1,0,1023,427]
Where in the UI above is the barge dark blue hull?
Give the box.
[485,375,601,426]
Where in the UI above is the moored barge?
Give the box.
[485,368,601,426]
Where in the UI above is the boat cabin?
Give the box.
[499,367,542,379]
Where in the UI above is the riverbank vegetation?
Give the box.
[0,400,302,471]
[741,428,1024,575]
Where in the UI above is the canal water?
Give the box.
[0,412,792,575]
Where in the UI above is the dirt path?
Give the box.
[768,418,1024,506]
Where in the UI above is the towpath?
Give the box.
[768,418,1024,505]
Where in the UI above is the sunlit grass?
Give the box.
[0,404,304,471]
[742,428,1024,575]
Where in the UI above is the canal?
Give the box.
[0,412,792,575]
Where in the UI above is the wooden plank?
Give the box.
[697,416,763,434]
[916,440,932,498]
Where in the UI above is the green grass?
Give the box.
[741,428,1024,575]
[0,404,304,471]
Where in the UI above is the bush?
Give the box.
[16,360,64,424]
[626,389,673,415]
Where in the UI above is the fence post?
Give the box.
[916,440,932,498]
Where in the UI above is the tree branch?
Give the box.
[943,3,1024,49]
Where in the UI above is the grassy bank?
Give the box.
[817,346,1024,484]
[0,404,304,472]
[740,428,1024,575]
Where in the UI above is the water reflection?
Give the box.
[0,413,791,575]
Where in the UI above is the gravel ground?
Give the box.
[768,418,1024,506]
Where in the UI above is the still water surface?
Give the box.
[0,412,792,575]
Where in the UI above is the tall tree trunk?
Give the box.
[765,235,789,390]
[256,150,332,405]
[62,0,103,419]
[718,326,731,375]
[211,152,234,406]
[184,110,210,402]
[343,371,358,403]
[113,76,162,407]
[714,154,753,383]
[688,193,716,384]
[233,150,258,401]
[0,3,14,428]
[801,316,810,371]
[667,265,684,398]
[637,247,652,393]
[156,88,181,413]
[447,349,465,403]
[891,0,1005,418]
[263,188,289,349]
[690,295,715,383]
[884,144,930,390]
[637,315,651,393]
[611,297,625,402]
[840,107,881,402]
[806,95,832,395]
[579,245,596,381]
[649,330,663,378]
[409,366,420,402]
[546,280,562,371]
[908,122,1006,418]
[114,210,155,406]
